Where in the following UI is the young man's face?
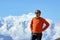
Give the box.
[35,11,41,17]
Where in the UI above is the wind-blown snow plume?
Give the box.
[0,13,60,40]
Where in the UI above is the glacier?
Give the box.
[0,13,60,40]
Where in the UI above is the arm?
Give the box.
[30,18,33,32]
[42,19,50,31]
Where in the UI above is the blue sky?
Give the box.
[0,0,60,23]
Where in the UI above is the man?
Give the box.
[30,10,50,40]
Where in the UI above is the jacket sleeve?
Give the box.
[42,19,50,31]
[30,18,33,32]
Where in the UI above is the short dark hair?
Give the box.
[35,10,41,14]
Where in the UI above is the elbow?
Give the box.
[47,22,50,27]
[46,22,50,28]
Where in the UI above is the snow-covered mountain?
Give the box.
[0,13,60,40]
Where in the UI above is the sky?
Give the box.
[0,0,60,23]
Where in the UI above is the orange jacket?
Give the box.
[30,17,50,33]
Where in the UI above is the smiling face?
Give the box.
[35,10,41,18]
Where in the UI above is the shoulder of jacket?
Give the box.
[41,17,46,21]
[40,17,44,19]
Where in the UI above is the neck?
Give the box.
[36,16,40,18]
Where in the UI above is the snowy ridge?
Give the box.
[0,13,60,40]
